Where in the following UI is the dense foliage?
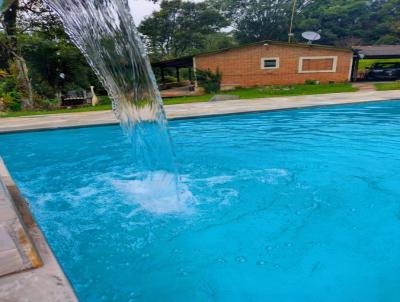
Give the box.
[19,33,101,98]
[295,0,400,46]
[138,0,229,60]
[209,0,296,43]
[0,0,104,111]
[143,0,400,56]
[0,66,22,111]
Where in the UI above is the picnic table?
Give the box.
[61,90,93,107]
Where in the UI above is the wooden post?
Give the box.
[288,0,297,43]
[161,67,165,83]
[351,56,359,82]
[188,67,192,82]
[176,67,180,83]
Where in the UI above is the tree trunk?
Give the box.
[3,1,17,57]
[13,52,34,108]
[2,0,34,109]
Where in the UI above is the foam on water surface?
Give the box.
[113,171,195,215]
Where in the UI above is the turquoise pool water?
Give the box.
[1,101,400,301]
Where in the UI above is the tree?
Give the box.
[203,32,237,52]
[19,32,101,98]
[368,0,400,44]
[209,0,399,46]
[296,0,400,46]
[1,0,34,108]
[296,0,373,46]
[138,0,228,60]
[1,0,62,108]
[209,0,309,44]
[17,0,62,35]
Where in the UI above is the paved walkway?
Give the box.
[0,90,399,133]
[352,82,377,91]
[160,85,201,97]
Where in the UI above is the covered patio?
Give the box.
[151,55,194,84]
[351,45,400,81]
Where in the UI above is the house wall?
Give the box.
[194,44,353,87]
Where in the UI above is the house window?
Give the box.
[261,57,279,69]
[298,56,338,73]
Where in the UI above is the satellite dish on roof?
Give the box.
[302,31,321,44]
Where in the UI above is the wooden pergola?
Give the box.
[151,56,194,83]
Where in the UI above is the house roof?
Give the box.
[353,45,400,59]
[151,55,194,68]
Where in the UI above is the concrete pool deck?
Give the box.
[0,90,399,133]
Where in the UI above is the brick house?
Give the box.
[153,40,354,89]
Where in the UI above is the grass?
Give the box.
[0,83,357,118]
[374,81,400,91]
[358,59,400,71]
[163,94,211,105]
[165,83,357,104]
[220,83,356,98]
[0,104,112,118]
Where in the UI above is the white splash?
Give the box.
[113,171,195,215]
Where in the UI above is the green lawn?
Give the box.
[0,104,112,118]
[358,59,400,71]
[221,83,357,98]
[374,81,400,91]
[0,83,357,118]
[163,94,211,105]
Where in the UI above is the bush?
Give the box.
[1,92,22,111]
[196,68,222,93]
[163,76,177,83]
[0,69,22,111]
[33,80,56,99]
[98,95,112,105]
[34,98,60,110]
[305,79,320,85]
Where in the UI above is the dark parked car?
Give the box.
[366,62,400,80]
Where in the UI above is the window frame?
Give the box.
[298,56,338,73]
[261,57,280,70]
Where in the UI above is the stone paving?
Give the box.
[352,82,377,91]
[0,90,399,134]
[0,177,41,277]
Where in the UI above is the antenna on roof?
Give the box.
[301,31,321,44]
[288,0,297,43]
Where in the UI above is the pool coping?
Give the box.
[0,158,78,302]
[0,90,399,134]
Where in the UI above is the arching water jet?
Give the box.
[38,0,186,212]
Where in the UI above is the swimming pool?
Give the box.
[1,100,400,301]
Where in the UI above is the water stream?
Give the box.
[43,0,184,211]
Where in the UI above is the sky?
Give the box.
[128,0,160,25]
[128,0,204,25]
